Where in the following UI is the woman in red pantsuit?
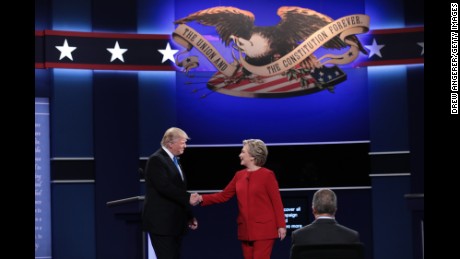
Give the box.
[198,139,287,259]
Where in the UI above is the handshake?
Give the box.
[189,192,203,206]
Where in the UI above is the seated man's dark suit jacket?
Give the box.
[291,218,360,245]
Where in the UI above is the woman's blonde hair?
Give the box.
[243,139,268,166]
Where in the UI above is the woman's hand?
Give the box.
[278,227,287,240]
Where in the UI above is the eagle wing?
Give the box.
[276,6,367,54]
[174,6,255,46]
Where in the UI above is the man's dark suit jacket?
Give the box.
[142,148,193,236]
[291,218,360,245]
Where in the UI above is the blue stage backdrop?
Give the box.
[170,0,369,145]
[176,68,369,145]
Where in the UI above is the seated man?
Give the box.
[291,188,360,245]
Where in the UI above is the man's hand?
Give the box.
[188,217,198,230]
[189,193,201,206]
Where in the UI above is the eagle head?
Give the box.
[231,33,272,59]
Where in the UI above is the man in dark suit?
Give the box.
[142,127,200,259]
[291,188,360,245]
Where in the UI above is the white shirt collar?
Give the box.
[162,146,175,160]
[316,216,335,219]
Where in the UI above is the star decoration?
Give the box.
[417,42,424,55]
[365,38,385,58]
[158,43,178,63]
[107,41,128,62]
[55,39,77,61]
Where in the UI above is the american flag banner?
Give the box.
[35,30,176,70]
[35,27,423,71]
[355,27,424,67]
[35,27,423,98]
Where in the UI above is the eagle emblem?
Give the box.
[173,6,370,98]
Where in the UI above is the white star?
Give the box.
[158,43,178,63]
[107,41,128,62]
[364,38,385,58]
[55,39,77,61]
[417,42,424,55]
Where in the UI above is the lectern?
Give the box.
[107,196,146,259]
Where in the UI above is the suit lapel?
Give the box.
[160,149,186,184]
